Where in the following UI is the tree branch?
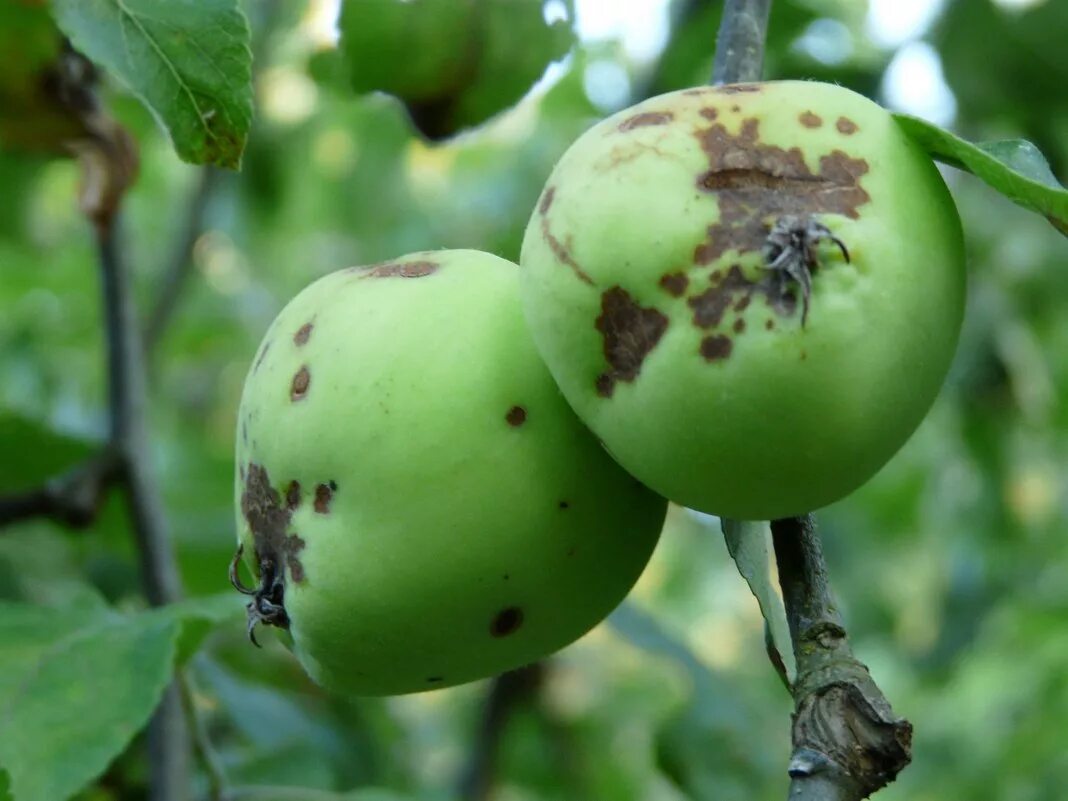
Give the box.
[771,517,912,800]
[0,450,120,529]
[711,0,771,85]
[456,663,544,801]
[709,3,912,798]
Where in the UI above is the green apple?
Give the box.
[233,249,666,695]
[519,81,966,520]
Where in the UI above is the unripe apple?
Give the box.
[233,250,666,695]
[519,81,966,520]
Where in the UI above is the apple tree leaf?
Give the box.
[894,114,1068,238]
[50,0,253,169]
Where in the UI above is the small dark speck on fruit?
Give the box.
[285,481,300,510]
[730,105,741,113]
[733,318,746,333]
[314,482,333,514]
[506,406,527,426]
[294,323,313,346]
[765,319,775,330]
[567,547,576,557]
[837,117,858,135]
[800,350,808,361]
[699,108,718,120]
[700,334,733,361]
[491,607,524,637]
[291,366,310,400]
[426,676,443,683]
[659,272,689,297]
[328,480,338,491]
[559,500,570,510]
[799,111,822,128]
[503,573,510,580]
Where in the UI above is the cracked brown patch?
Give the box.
[540,217,595,285]
[360,260,438,279]
[539,186,555,215]
[314,482,335,514]
[241,463,307,585]
[700,334,733,361]
[594,288,669,397]
[799,111,822,128]
[294,323,313,346]
[693,117,870,265]
[836,117,858,135]
[659,272,689,297]
[506,405,527,426]
[491,607,524,637]
[619,111,674,131]
[291,366,310,401]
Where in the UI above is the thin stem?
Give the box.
[711,0,772,85]
[98,214,188,801]
[0,450,120,529]
[179,670,229,801]
[457,664,544,801]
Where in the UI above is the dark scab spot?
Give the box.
[241,464,308,590]
[285,481,301,510]
[733,318,746,333]
[361,260,439,279]
[314,482,333,514]
[291,366,310,401]
[734,295,751,312]
[539,186,555,215]
[558,500,570,510]
[836,117,858,135]
[730,105,741,113]
[659,272,689,297]
[426,676,444,684]
[765,319,775,330]
[799,111,822,128]
[491,607,524,638]
[594,288,669,398]
[567,547,576,557]
[800,350,808,361]
[699,108,719,121]
[688,265,753,329]
[692,117,870,266]
[294,323,313,346]
[700,335,733,361]
[619,111,674,131]
[505,406,527,426]
[503,573,511,580]
[328,480,338,491]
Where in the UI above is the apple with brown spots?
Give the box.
[232,249,666,695]
[520,81,965,520]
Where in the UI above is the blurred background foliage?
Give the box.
[1,0,1067,799]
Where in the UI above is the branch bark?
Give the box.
[772,517,912,800]
[711,0,771,85]
[0,450,120,529]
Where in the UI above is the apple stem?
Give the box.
[711,0,772,85]
[771,516,913,800]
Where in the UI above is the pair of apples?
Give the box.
[232,82,965,695]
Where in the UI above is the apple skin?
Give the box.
[519,81,966,520]
[234,250,666,696]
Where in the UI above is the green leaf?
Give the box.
[894,114,1068,238]
[229,788,419,801]
[49,0,253,169]
[0,769,11,801]
[720,518,795,687]
[0,604,177,801]
[159,593,244,663]
[0,598,240,801]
